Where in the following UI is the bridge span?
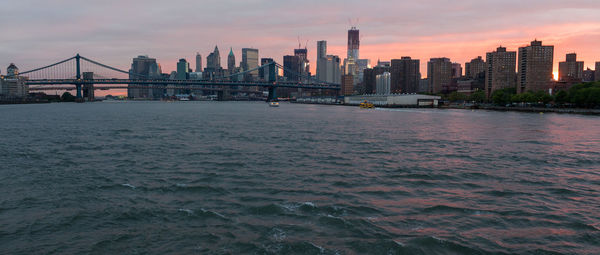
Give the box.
[4,54,341,102]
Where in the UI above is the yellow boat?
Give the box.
[359,101,374,109]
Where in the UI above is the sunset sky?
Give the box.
[1,0,599,78]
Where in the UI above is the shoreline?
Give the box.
[444,105,600,115]
[3,99,600,116]
[291,101,600,115]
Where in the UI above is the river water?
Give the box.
[1,101,599,254]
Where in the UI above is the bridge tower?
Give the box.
[75,54,82,99]
[266,62,278,102]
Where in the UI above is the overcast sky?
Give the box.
[1,0,599,75]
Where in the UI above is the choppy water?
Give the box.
[1,101,599,254]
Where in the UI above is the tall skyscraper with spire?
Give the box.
[204,46,223,80]
[207,46,221,69]
[347,27,359,60]
[227,48,236,71]
[344,27,360,83]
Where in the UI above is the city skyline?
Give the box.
[1,1,600,78]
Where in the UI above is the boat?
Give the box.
[269,101,280,107]
[359,101,374,109]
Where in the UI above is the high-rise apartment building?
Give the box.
[195,52,202,72]
[427,58,452,94]
[485,46,517,97]
[465,56,486,79]
[582,68,594,82]
[390,57,420,94]
[518,40,554,94]
[558,53,584,82]
[452,63,462,78]
[376,72,391,95]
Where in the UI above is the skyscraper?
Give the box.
[465,56,486,79]
[241,48,259,80]
[283,55,300,81]
[128,55,159,98]
[343,27,360,80]
[518,40,554,94]
[207,46,221,69]
[341,74,354,96]
[176,58,189,80]
[259,58,274,81]
[485,46,517,97]
[294,48,310,79]
[316,40,327,81]
[326,55,341,85]
[195,52,202,72]
[347,27,359,60]
[558,53,584,82]
[376,72,391,95]
[227,47,236,71]
[314,41,341,84]
[427,58,452,94]
[355,59,371,82]
[390,57,421,94]
[204,46,223,80]
[364,65,390,94]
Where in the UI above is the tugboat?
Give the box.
[359,101,374,109]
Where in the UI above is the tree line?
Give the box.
[443,81,600,108]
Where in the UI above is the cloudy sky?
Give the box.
[1,0,599,76]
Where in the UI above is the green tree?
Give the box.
[469,90,486,103]
[554,90,568,105]
[511,94,522,103]
[61,92,76,102]
[448,92,467,102]
[491,88,515,105]
[568,82,600,108]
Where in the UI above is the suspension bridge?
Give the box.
[4,54,341,101]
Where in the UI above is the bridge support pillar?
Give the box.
[76,84,82,99]
[82,72,94,101]
[267,86,277,102]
